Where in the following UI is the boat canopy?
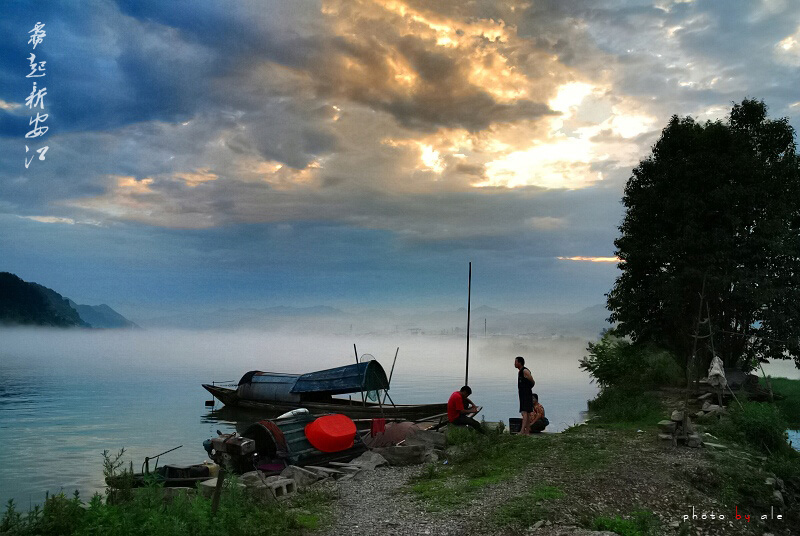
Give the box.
[290,361,390,395]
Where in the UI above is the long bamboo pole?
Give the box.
[354,344,365,406]
[465,261,472,386]
[382,347,399,404]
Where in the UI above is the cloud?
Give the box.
[2,0,799,313]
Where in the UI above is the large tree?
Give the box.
[607,99,800,371]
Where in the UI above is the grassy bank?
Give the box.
[399,370,800,534]
[403,412,798,535]
[762,376,800,428]
[0,477,335,536]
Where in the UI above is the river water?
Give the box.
[0,329,598,508]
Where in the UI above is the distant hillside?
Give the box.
[68,300,139,329]
[0,272,137,328]
[0,273,86,327]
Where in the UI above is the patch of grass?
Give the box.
[287,487,337,531]
[408,429,555,511]
[559,434,614,471]
[591,510,660,536]
[711,401,790,455]
[586,387,664,426]
[0,472,334,536]
[493,485,565,529]
[408,479,466,512]
[764,376,800,428]
[689,452,773,511]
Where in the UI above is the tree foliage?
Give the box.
[607,99,800,371]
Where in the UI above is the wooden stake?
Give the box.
[211,467,225,516]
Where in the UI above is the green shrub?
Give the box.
[591,510,660,536]
[586,386,663,424]
[581,332,683,389]
[581,333,639,388]
[713,401,790,454]
[765,377,800,428]
[641,348,684,387]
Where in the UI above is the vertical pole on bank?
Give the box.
[465,262,472,386]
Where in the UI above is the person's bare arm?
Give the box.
[461,397,479,415]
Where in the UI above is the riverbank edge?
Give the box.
[319,381,800,536]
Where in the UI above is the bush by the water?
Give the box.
[581,332,680,423]
[581,332,683,390]
[713,401,790,455]
[586,386,663,424]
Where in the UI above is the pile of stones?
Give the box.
[658,410,703,448]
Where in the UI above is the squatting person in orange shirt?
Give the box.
[530,393,549,433]
[447,385,485,434]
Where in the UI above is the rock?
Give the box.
[702,402,721,413]
[766,477,776,488]
[404,429,446,449]
[281,465,321,489]
[772,490,785,507]
[683,416,694,434]
[704,442,728,451]
[532,520,545,529]
[240,471,264,487]
[371,445,432,466]
[776,477,785,491]
[350,451,389,470]
[695,411,705,418]
[658,420,677,433]
[698,392,714,401]
[671,410,684,422]
[305,466,346,479]
[423,450,438,464]
[687,434,702,448]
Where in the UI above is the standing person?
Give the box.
[514,356,535,435]
[447,386,485,434]
[530,393,549,433]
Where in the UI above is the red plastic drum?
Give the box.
[304,414,357,453]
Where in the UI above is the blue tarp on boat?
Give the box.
[290,361,390,395]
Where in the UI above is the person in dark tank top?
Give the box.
[514,356,535,435]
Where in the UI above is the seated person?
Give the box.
[447,385,485,434]
[530,393,549,433]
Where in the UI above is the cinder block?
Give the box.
[264,477,296,499]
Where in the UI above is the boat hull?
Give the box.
[202,384,447,421]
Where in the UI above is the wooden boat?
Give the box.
[106,464,215,489]
[203,360,447,421]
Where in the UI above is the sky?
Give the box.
[2,0,800,320]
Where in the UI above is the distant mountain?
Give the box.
[0,272,86,327]
[0,272,137,328]
[68,300,139,329]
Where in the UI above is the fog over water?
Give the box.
[3,326,797,507]
[0,327,597,508]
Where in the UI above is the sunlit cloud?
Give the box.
[20,216,76,225]
[0,99,21,112]
[775,26,800,65]
[557,256,621,263]
[173,168,218,188]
